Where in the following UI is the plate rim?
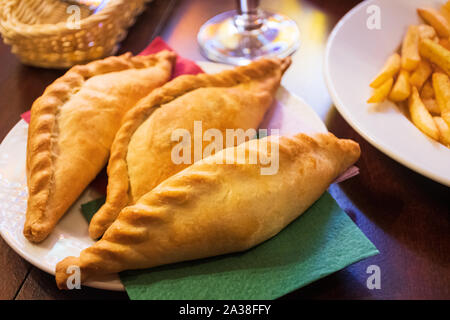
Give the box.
[323,0,450,187]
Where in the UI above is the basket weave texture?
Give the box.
[0,0,151,68]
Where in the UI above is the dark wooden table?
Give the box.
[0,0,448,300]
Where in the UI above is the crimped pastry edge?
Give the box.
[57,132,360,288]
[88,57,292,239]
[25,50,176,243]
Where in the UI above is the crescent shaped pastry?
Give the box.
[25,51,176,243]
[88,57,291,239]
[56,132,360,288]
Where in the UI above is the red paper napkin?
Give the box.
[20,37,203,124]
[21,110,31,123]
[139,37,203,78]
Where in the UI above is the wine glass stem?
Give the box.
[235,0,263,30]
[237,0,259,14]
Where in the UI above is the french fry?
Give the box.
[389,70,411,101]
[409,87,440,140]
[402,25,421,71]
[410,60,432,88]
[432,72,450,112]
[443,109,450,127]
[370,53,401,88]
[417,8,450,37]
[367,4,450,147]
[439,38,450,50]
[419,38,450,75]
[368,78,394,103]
[418,24,437,40]
[440,5,450,133]
[421,79,435,98]
[433,116,450,146]
[440,1,450,24]
[432,63,446,74]
[432,72,450,128]
[423,98,441,114]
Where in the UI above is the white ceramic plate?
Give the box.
[324,0,450,186]
[0,61,326,291]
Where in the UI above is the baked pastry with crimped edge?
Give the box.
[56,132,360,288]
[25,50,176,243]
[88,57,291,240]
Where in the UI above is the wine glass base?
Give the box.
[198,10,300,65]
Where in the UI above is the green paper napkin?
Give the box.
[81,192,378,299]
[81,196,105,222]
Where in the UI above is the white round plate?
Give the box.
[324,0,450,186]
[0,61,326,291]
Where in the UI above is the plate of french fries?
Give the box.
[325,0,450,186]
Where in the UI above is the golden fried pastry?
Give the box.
[56,132,360,288]
[25,51,176,243]
[88,57,291,239]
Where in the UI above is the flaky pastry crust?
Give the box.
[25,51,176,243]
[88,57,291,239]
[56,132,360,288]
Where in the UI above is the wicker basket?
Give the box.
[0,0,151,68]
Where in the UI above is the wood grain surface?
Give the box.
[0,0,448,300]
